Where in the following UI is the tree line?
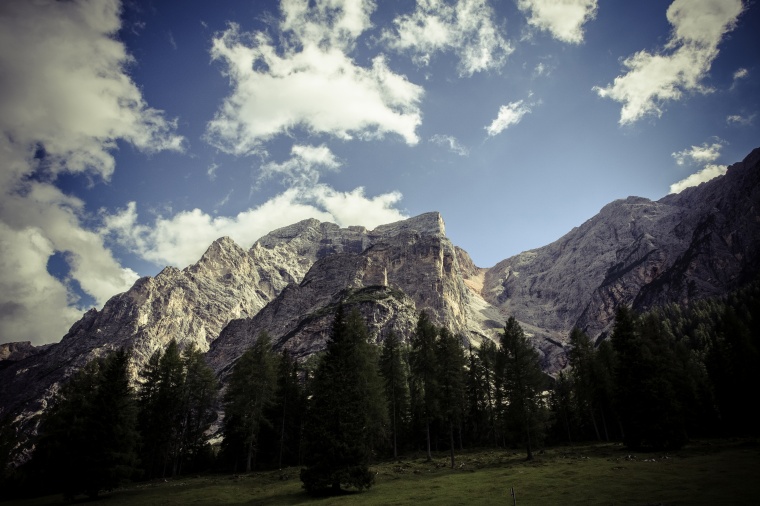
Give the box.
[1,279,758,498]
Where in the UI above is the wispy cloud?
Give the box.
[430,134,469,156]
[485,100,532,136]
[726,113,755,126]
[205,0,424,155]
[383,0,513,76]
[517,0,598,44]
[594,0,744,125]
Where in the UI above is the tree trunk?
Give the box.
[449,421,455,469]
[426,421,432,461]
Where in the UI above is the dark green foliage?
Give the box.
[379,330,411,458]
[178,345,218,473]
[500,317,548,460]
[568,328,602,441]
[409,311,439,461]
[31,349,139,499]
[268,349,306,468]
[300,306,386,494]
[138,341,218,478]
[436,327,466,468]
[222,332,278,473]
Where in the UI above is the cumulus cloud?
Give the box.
[594,0,744,125]
[383,0,513,76]
[669,164,727,194]
[103,186,407,268]
[430,134,469,156]
[260,144,342,186]
[485,100,531,136]
[0,0,182,344]
[517,0,598,44]
[205,0,424,155]
[671,141,723,166]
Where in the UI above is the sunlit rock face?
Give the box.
[483,147,760,346]
[1,148,759,454]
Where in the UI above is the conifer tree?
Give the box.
[33,349,139,499]
[300,306,385,494]
[568,328,601,440]
[379,330,410,458]
[137,340,186,478]
[178,345,218,473]
[501,317,547,460]
[436,327,466,468]
[409,311,439,461]
[222,332,278,472]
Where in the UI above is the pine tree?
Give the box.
[300,306,385,494]
[178,345,218,473]
[222,332,278,472]
[137,340,186,478]
[409,311,439,461]
[436,327,466,468]
[379,330,410,458]
[501,317,547,460]
[568,328,601,440]
[32,349,139,499]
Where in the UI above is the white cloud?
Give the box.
[669,164,727,194]
[103,186,407,268]
[0,0,182,344]
[485,100,531,136]
[726,113,754,125]
[260,144,342,186]
[594,0,744,125]
[733,67,748,80]
[205,0,424,155]
[430,134,469,156]
[207,162,220,181]
[671,141,723,166]
[383,0,513,76]
[517,0,598,44]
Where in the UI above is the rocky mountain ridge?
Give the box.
[1,147,759,442]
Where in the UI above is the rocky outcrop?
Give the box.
[207,212,508,376]
[1,147,758,452]
[482,147,760,344]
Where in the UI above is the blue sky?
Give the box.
[1,0,758,345]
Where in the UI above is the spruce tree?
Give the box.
[222,332,278,472]
[300,306,385,494]
[379,330,410,458]
[32,349,139,499]
[137,340,186,478]
[501,317,547,460]
[409,311,439,461]
[568,328,601,440]
[436,327,466,468]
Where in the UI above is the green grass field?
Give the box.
[10,439,760,505]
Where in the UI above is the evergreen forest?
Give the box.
[1,280,758,500]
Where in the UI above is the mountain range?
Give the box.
[2,146,759,446]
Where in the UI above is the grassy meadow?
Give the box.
[10,439,759,505]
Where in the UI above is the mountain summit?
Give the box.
[1,148,759,447]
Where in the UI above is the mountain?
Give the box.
[483,147,760,343]
[1,147,759,450]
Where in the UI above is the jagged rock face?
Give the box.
[2,148,758,448]
[208,212,505,376]
[0,220,399,422]
[482,148,760,344]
